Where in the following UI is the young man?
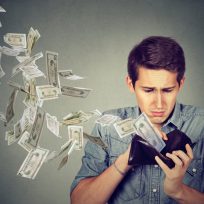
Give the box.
[70,36,204,204]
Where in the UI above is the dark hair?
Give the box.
[127,36,185,87]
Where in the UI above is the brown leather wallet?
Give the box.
[128,129,195,168]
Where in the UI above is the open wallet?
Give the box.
[128,129,196,168]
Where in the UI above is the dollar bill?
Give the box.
[96,114,120,126]
[6,130,16,145]
[0,52,5,79]
[5,89,18,124]
[4,33,27,48]
[68,126,83,150]
[58,70,72,78]
[61,86,92,98]
[45,139,73,163]
[0,112,6,122]
[23,77,37,107]
[45,113,60,137]
[83,132,108,149]
[17,146,49,179]
[113,118,137,138]
[62,110,93,126]
[0,6,6,12]
[27,106,45,149]
[58,70,84,80]
[18,131,33,152]
[46,51,60,88]
[12,52,43,77]
[134,113,166,152]
[0,46,21,56]
[57,155,69,170]
[27,106,37,124]
[20,108,32,133]
[36,85,61,101]
[21,66,45,79]
[57,140,77,170]
[27,27,40,55]
[7,80,27,94]
[14,120,22,140]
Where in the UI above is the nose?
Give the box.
[155,92,163,109]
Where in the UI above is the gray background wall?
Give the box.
[0,0,204,204]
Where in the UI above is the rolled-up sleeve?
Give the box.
[70,123,109,193]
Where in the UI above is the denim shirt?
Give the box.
[70,103,204,204]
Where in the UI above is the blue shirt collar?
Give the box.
[162,102,183,129]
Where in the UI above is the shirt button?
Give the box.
[152,188,157,193]
[192,168,197,173]
[154,165,158,168]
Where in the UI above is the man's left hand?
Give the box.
[155,144,193,198]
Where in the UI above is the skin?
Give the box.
[127,67,204,203]
[71,67,204,204]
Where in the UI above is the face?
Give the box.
[127,67,185,129]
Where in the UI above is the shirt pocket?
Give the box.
[109,156,146,201]
[183,159,204,191]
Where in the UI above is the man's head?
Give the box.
[126,36,185,128]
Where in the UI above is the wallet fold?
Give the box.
[128,129,195,168]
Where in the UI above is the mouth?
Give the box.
[151,111,165,117]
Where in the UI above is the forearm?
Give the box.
[71,154,131,204]
[169,183,204,204]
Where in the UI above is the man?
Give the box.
[70,36,204,204]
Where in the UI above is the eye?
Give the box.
[162,89,173,93]
[143,89,154,93]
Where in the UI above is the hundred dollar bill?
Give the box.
[36,85,61,100]
[23,77,37,107]
[114,118,137,138]
[46,113,60,137]
[61,86,92,98]
[18,131,33,152]
[4,33,27,48]
[27,27,40,55]
[68,126,83,150]
[83,132,108,149]
[17,146,49,179]
[11,52,43,77]
[5,89,18,124]
[46,51,60,88]
[134,113,166,152]
[96,114,120,126]
[27,106,45,149]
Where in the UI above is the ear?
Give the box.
[179,76,185,91]
[126,75,135,93]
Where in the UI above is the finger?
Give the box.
[172,150,191,166]
[185,144,194,159]
[166,153,183,167]
[155,156,170,174]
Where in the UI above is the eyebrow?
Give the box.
[141,86,177,89]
